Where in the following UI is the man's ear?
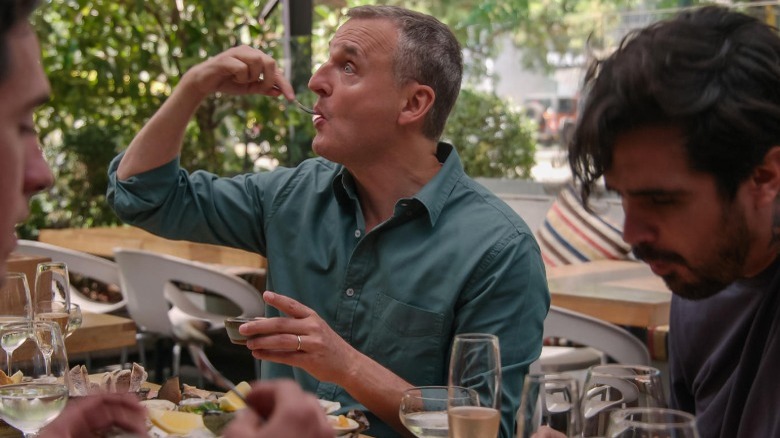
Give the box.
[750,146,780,207]
[398,83,435,127]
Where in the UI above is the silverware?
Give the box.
[272,85,317,114]
[290,98,317,115]
[187,342,248,404]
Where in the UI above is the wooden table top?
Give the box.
[546,260,671,327]
[38,226,266,269]
[66,311,137,355]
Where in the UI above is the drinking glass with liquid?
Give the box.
[0,320,69,437]
[447,333,502,438]
[399,386,476,438]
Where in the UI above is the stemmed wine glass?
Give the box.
[581,364,667,437]
[399,386,477,437]
[607,407,700,437]
[0,320,69,437]
[0,273,33,376]
[447,333,502,438]
[65,303,81,338]
[517,373,581,437]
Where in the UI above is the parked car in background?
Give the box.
[522,94,578,146]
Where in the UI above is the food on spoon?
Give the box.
[147,408,205,435]
[217,381,251,412]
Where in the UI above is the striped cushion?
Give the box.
[536,186,631,266]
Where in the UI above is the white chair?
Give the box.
[532,306,651,373]
[500,194,556,233]
[113,248,265,378]
[14,239,126,314]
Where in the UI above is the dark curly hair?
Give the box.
[569,6,780,204]
[0,0,38,82]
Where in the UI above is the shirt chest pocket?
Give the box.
[366,292,446,384]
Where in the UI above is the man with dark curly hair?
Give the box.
[569,6,780,437]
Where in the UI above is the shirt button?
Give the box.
[354,229,361,238]
[345,288,355,297]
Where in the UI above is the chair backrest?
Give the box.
[113,248,265,337]
[499,194,556,233]
[540,305,650,366]
[14,239,126,314]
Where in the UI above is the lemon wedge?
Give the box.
[217,381,251,412]
[147,408,205,435]
[9,371,22,384]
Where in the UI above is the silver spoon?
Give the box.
[271,85,317,114]
[186,342,248,404]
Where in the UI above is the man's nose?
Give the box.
[24,143,54,196]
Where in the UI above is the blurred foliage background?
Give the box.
[21,0,642,237]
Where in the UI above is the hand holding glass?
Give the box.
[448,333,502,438]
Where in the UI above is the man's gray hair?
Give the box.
[347,5,463,140]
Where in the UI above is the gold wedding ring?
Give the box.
[296,334,303,352]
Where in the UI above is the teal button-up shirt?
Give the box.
[107,143,549,437]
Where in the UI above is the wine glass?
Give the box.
[447,333,502,438]
[517,373,581,438]
[0,320,69,437]
[399,386,476,437]
[65,303,82,338]
[0,273,33,375]
[33,301,72,341]
[607,407,699,437]
[34,263,70,308]
[581,365,667,437]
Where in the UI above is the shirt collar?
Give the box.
[330,142,465,226]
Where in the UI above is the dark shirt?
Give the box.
[669,258,780,437]
[107,143,550,437]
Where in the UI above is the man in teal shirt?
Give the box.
[108,5,549,437]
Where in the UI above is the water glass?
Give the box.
[517,373,581,437]
[0,273,33,375]
[399,386,476,438]
[448,333,502,438]
[582,364,666,437]
[607,407,699,437]
[0,320,69,437]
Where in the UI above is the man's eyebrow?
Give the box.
[626,188,687,197]
[328,40,361,58]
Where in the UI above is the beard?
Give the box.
[632,207,750,300]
